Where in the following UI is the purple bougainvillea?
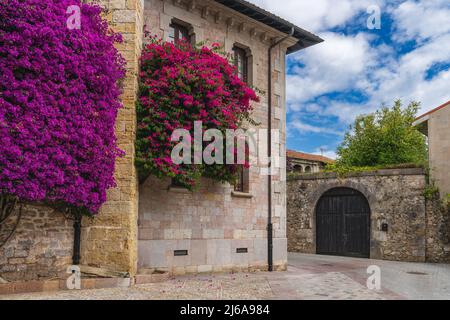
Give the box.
[0,0,126,214]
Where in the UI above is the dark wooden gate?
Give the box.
[316,188,370,258]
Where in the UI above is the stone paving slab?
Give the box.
[1,254,450,300]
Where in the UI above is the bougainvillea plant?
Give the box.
[0,0,126,215]
[136,36,260,189]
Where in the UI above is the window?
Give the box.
[232,46,251,195]
[234,165,250,193]
[275,94,282,108]
[234,141,250,194]
[169,22,191,45]
[233,46,248,83]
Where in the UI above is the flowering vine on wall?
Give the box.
[0,0,126,217]
[136,36,260,189]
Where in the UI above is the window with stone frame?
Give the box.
[168,21,191,46]
[233,46,249,84]
[234,140,250,194]
[232,46,251,194]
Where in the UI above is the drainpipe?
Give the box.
[72,212,82,265]
[267,27,294,272]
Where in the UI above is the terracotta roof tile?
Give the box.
[287,150,335,164]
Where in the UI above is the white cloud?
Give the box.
[391,0,450,42]
[248,0,384,32]
[285,5,450,121]
[288,119,343,136]
[293,147,338,160]
[287,32,376,106]
[370,32,450,113]
[313,147,338,160]
[248,0,450,153]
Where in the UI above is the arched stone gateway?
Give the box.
[316,188,371,258]
[287,168,450,263]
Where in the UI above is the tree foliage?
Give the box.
[336,100,428,168]
[0,0,126,215]
[136,36,259,189]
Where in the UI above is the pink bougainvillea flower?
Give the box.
[136,36,259,188]
[0,0,126,214]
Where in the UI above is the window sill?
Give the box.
[169,187,191,194]
[231,191,253,199]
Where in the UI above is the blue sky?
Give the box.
[248,0,450,159]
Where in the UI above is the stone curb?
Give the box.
[0,272,170,295]
[134,272,170,285]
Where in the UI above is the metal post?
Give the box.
[72,212,82,265]
[267,28,294,272]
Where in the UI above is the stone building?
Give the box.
[0,0,323,280]
[287,150,334,174]
[137,0,322,274]
[414,100,450,199]
[287,168,450,263]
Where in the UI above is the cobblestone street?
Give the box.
[1,254,450,300]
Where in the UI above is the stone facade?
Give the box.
[415,102,450,199]
[425,196,450,262]
[287,168,450,263]
[0,205,73,281]
[138,0,292,274]
[0,0,144,281]
[287,150,334,174]
[1,0,322,281]
[79,0,143,275]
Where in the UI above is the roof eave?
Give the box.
[412,115,429,127]
[287,36,324,54]
[213,0,324,54]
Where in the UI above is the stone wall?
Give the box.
[0,205,73,282]
[427,104,450,198]
[0,0,296,280]
[0,0,144,281]
[425,197,450,263]
[138,0,293,274]
[80,0,144,275]
[0,0,145,281]
[287,168,450,263]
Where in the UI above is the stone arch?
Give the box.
[310,180,376,210]
[315,187,371,257]
[305,166,311,173]
[307,180,376,255]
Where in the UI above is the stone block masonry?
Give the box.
[287,168,450,263]
[137,0,292,274]
[80,0,144,276]
[1,0,300,280]
[0,205,73,282]
[0,1,145,281]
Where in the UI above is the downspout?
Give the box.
[267,27,294,272]
[72,212,82,265]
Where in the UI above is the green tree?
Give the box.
[336,100,428,167]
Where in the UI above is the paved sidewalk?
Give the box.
[1,253,450,300]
